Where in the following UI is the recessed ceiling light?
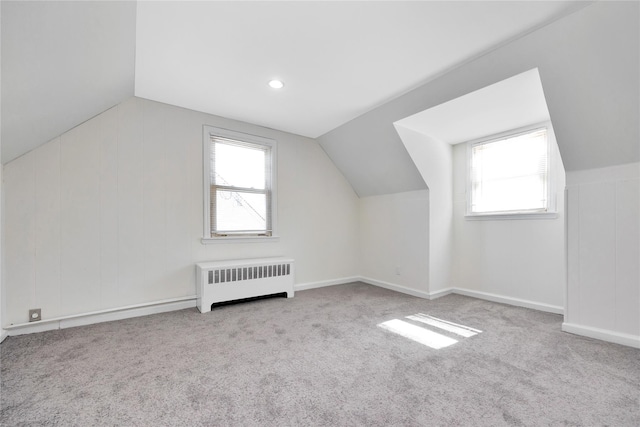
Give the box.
[268,79,284,89]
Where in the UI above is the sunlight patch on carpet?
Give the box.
[378,319,458,349]
[406,314,482,338]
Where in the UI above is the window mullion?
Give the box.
[213,184,267,195]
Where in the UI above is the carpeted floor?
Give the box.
[1,282,639,426]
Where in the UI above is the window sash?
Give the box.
[469,127,550,215]
[206,131,274,238]
[210,185,272,236]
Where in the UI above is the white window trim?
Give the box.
[465,212,558,221]
[201,126,278,243]
[465,121,558,221]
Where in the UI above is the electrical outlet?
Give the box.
[29,308,41,322]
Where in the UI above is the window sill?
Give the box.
[465,212,558,221]
[201,236,280,244]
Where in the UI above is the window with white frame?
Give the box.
[468,126,554,217]
[203,126,276,239]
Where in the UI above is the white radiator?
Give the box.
[196,257,295,313]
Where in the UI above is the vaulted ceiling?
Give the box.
[3,1,637,198]
[1,1,136,163]
[318,1,638,196]
[2,0,588,164]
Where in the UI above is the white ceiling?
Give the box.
[134,1,583,140]
[1,1,588,164]
[395,68,550,145]
[317,1,640,197]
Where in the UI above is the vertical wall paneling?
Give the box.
[615,179,640,335]
[0,158,3,332]
[578,182,616,330]
[142,101,168,300]
[359,190,430,293]
[2,97,361,325]
[4,153,36,323]
[34,138,62,318]
[117,98,146,304]
[163,107,193,297]
[0,15,3,332]
[565,163,640,345]
[99,107,120,308]
[277,136,359,283]
[188,113,209,264]
[60,122,101,313]
[0,157,2,332]
[566,187,580,324]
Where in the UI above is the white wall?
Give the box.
[394,125,452,294]
[564,163,640,348]
[315,1,637,346]
[2,97,359,326]
[0,160,4,342]
[0,5,5,342]
[359,190,429,296]
[450,132,566,312]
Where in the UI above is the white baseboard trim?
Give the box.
[7,321,60,336]
[452,287,564,315]
[360,277,433,300]
[5,296,197,337]
[429,287,455,300]
[295,276,360,292]
[562,322,640,349]
[296,276,444,300]
[0,279,564,338]
[358,279,563,315]
[294,276,564,315]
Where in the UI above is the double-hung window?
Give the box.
[203,126,277,240]
[467,124,555,218]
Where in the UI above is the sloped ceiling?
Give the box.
[396,68,550,146]
[2,0,586,166]
[134,1,583,140]
[4,2,635,200]
[1,1,136,163]
[319,1,638,197]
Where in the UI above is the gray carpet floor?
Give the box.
[1,282,639,426]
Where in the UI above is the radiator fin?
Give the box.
[208,262,292,284]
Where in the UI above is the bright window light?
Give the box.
[469,127,549,215]
[203,127,277,239]
[406,314,481,338]
[211,139,271,235]
[378,319,458,350]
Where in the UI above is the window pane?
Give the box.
[214,142,266,189]
[471,129,548,214]
[215,190,267,232]
[472,140,547,182]
[472,175,547,213]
